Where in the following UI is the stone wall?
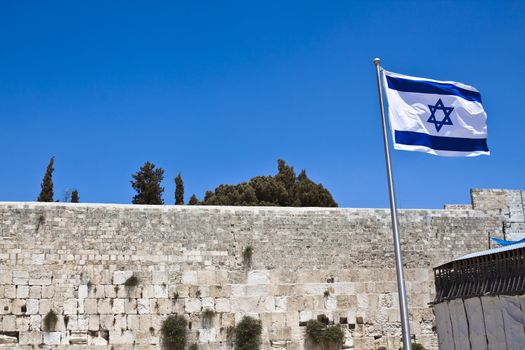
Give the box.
[0,188,523,349]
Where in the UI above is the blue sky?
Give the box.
[1,1,523,208]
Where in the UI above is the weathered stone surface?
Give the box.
[0,334,18,344]
[0,188,522,350]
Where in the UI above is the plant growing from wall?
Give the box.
[305,319,345,348]
[321,326,344,347]
[124,275,139,288]
[305,319,325,344]
[242,246,253,269]
[43,309,58,331]
[36,214,45,231]
[202,309,215,328]
[161,315,188,350]
[233,316,262,350]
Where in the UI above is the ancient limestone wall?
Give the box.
[0,188,523,350]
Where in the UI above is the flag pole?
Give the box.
[373,58,412,350]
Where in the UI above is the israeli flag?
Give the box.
[383,70,489,157]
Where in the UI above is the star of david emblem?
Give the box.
[427,99,454,132]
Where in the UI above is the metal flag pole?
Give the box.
[373,57,412,350]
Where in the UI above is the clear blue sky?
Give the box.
[1,1,523,208]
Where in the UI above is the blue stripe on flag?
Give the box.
[394,130,489,152]
[386,76,482,103]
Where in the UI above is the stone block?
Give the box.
[29,271,52,285]
[182,271,197,284]
[16,316,30,331]
[84,299,97,314]
[215,298,230,312]
[2,315,16,331]
[64,298,78,315]
[0,270,12,284]
[41,286,55,299]
[43,331,61,345]
[29,315,41,330]
[97,299,112,314]
[245,285,268,297]
[152,271,168,284]
[247,270,270,284]
[185,298,201,313]
[113,271,134,285]
[125,298,138,314]
[112,298,125,314]
[275,297,287,311]
[199,328,217,343]
[69,331,88,345]
[0,299,10,314]
[26,299,39,315]
[78,285,89,299]
[13,271,29,285]
[109,330,134,345]
[127,314,140,330]
[12,299,27,315]
[29,286,42,298]
[154,284,168,298]
[17,285,29,298]
[202,297,215,310]
[19,331,42,345]
[137,298,150,314]
[88,315,100,331]
[142,285,154,298]
[0,333,18,345]
[4,285,16,298]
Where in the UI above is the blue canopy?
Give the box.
[491,237,525,246]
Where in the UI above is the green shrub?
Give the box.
[43,309,58,331]
[189,343,198,350]
[161,315,187,350]
[124,275,139,287]
[234,316,262,350]
[305,319,345,348]
[400,343,426,350]
[243,246,253,265]
[305,319,325,344]
[322,326,344,346]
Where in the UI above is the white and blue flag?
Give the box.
[383,70,489,157]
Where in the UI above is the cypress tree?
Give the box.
[188,194,199,205]
[37,157,55,202]
[175,173,184,205]
[71,190,79,203]
[130,162,165,205]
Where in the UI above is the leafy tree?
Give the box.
[200,160,337,207]
[175,173,184,205]
[188,194,200,205]
[275,159,297,205]
[295,170,337,207]
[37,157,55,202]
[130,162,165,204]
[71,190,79,203]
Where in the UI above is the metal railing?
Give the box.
[433,246,525,303]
